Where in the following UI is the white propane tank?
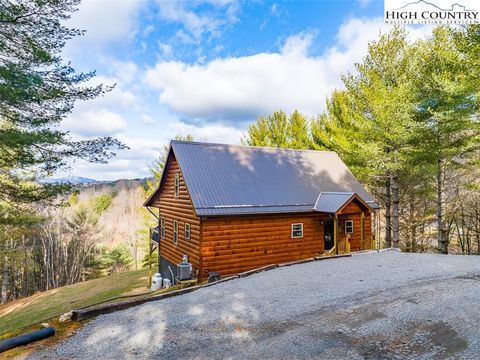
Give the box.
[151,273,162,291]
[162,278,171,289]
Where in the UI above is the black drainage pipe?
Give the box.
[0,327,55,353]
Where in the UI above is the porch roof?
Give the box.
[313,192,372,214]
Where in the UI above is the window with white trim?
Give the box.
[185,223,191,240]
[173,220,178,244]
[291,223,303,238]
[345,220,354,234]
[174,173,180,197]
[160,217,165,239]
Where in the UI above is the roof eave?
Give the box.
[335,193,374,214]
[197,209,317,217]
[313,192,374,214]
[143,142,174,208]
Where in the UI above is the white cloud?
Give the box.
[144,18,433,122]
[158,42,173,58]
[260,3,283,31]
[106,61,140,85]
[63,109,128,137]
[157,0,239,43]
[57,134,166,180]
[89,75,138,109]
[282,31,316,57]
[116,135,165,161]
[57,119,244,180]
[143,28,341,120]
[141,115,155,125]
[61,73,139,137]
[67,0,141,45]
[167,121,243,144]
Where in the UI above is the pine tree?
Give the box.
[413,27,480,254]
[0,0,126,224]
[244,110,312,149]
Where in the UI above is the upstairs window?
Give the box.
[174,173,180,197]
[173,220,178,244]
[185,223,191,240]
[345,220,354,234]
[160,217,165,239]
[291,223,303,239]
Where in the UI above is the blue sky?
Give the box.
[58,0,429,180]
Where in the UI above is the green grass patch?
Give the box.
[0,269,149,338]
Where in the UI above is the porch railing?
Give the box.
[325,237,350,256]
[150,227,159,243]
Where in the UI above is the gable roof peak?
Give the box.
[171,139,338,155]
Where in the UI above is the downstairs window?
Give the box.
[291,223,303,239]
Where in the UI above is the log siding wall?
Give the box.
[201,213,329,277]
[201,207,372,277]
[151,153,201,273]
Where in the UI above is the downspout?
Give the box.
[168,266,175,285]
[146,206,159,220]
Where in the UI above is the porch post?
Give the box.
[334,214,338,255]
[361,212,365,250]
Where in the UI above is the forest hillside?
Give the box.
[76,179,147,257]
[0,179,153,304]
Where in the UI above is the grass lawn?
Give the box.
[0,269,150,338]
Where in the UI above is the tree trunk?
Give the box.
[12,268,18,300]
[41,236,49,291]
[1,257,8,304]
[437,160,448,254]
[392,173,400,249]
[408,196,416,252]
[461,206,471,255]
[455,218,465,254]
[385,177,392,248]
[476,207,480,255]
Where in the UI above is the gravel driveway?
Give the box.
[31,251,480,359]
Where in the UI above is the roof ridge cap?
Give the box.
[319,191,355,195]
[171,140,338,154]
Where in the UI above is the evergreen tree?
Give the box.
[312,90,377,183]
[413,27,480,254]
[0,0,125,224]
[244,110,312,149]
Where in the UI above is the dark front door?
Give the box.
[324,221,334,251]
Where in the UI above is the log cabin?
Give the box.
[144,140,379,282]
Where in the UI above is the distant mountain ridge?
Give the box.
[40,176,99,184]
[40,176,149,186]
